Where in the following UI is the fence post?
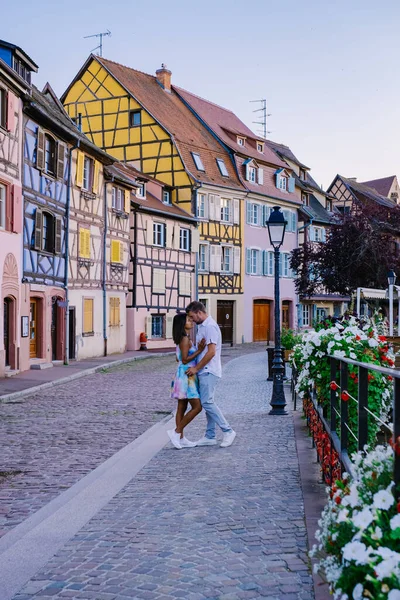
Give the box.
[394,377,400,490]
[330,358,338,433]
[340,361,349,452]
[358,366,369,451]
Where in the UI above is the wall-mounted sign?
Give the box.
[21,316,29,338]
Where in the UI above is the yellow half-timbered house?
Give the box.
[62,57,247,344]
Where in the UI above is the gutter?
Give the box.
[64,139,80,364]
[102,177,109,356]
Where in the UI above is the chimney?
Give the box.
[156,64,172,92]
[348,177,357,182]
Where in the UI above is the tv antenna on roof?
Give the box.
[250,99,271,139]
[84,30,111,57]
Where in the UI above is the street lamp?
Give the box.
[267,206,288,415]
[388,270,396,337]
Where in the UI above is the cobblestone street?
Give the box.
[0,349,315,600]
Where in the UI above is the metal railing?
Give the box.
[293,356,400,488]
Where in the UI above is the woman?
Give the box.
[168,313,205,449]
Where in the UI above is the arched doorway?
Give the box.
[2,254,19,371]
[3,297,12,367]
[253,300,271,342]
[51,296,65,361]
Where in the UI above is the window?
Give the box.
[257,142,264,153]
[311,226,326,243]
[153,222,165,247]
[44,135,56,176]
[111,239,123,264]
[0,88,6,129]
[199,244,209,271]
[250,249,260,275]
[42,212,55,253]
[302,193,309,205]
[33,209,61,254]
[79,227,91,259]
[109,297,121,327]
[279,176,287,191]
[197,193,207,219]
[220,198,231,222]
[83,298,94,335]
[152,268,166,294]
[221,246,232,273]
[180,228,190,251]
[300,169,306,181]
[216,158,229,177]
[129,110,141,127]
[267,251,274,276]
[326,199,332,211]
[316,307,327,323]
[302,304,310,327]
[163,189,171,204]
[252,203,260,225]
[191,152,205,171]
[248,166,256,183]
[136,182,146,198]
[0,183,5,228]
[83,156,93,191]
[178,271,191,296]
[151,315,164,338]
[282,253,290,277]
[237,137,245,146]
[112,186,124,211]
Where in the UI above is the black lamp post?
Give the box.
[388,269,396,337]
[267,206,288,415]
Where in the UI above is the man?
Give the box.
[185,301,236,448]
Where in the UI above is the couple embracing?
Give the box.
[168,301,237,450]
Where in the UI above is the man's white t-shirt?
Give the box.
[196,316,222,378]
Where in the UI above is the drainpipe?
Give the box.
[64,139,80,365]
[132,206,137,308]
[102,178,109,356]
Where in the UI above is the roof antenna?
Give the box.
[84,30,111,57]
[250,99,271,139]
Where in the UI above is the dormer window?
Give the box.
[257,142,264,153]
[326,199,332,211]
[216,158,229,177]
[12,56,31,83]
[302,193,309,206]
[300,168,306,181]
[191,152,205,171]
[279,177,287,191]
[163,189,171,204]
[248,166,256,183]
[237,137,245,147]
[136,182,146,198]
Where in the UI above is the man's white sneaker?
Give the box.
[220,430,236,448]
[195,437,217,446]
[167,429,182,449]
[180,437,197,448]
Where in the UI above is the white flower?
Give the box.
[334,350,346,359]
[373,489,395,510]
[352,507,374,530]
[337,508,349,523]
[368,338,379,347]
[342,541,371,565]
[371,526,382,540]
[390,514,400,530]
[352,584,363,600]
[388,591,400,600]
[342,484,360,508]
[349,352,357,360]
[375,557,400,580]
[334,333,342,341]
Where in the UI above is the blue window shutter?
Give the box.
[262,204,267,227]
[322,228,326,242]
[268,251,274,275]
[288,177,295,193]
[246,248,251,274]
[283,210,289,230]
[246,201,252,224]
[309,226,315,242]
[245,163,250,181]
[291,212,296,232]
[275,173,281,189]
[262,250,267,276]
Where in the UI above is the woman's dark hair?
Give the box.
[172,313,187,345]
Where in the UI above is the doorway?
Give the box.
[29,299,37,358]
[253,300,270,342]
[69,307,76,360]
[51,298,58,361]
[3,298,11,366]
[282,301,291,330]
[217,300,234,345]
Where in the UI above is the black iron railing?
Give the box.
[292,356,400,488]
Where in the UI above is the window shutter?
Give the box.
[291,212,296,233]
[163,223,167,247]
[109,297,114,326]
[208,194,215,220]
[245,248,251,274]
[55,217,62,254]
[268,251,274,276]
[83,299,93,334]
[111,240,117,263]
[246,201,252,224]
[36,128,45,170]
[233,246,241,274]
[124,189,130,213]
[5,185,12,232]
[255,250,262,276]
[309,226,315,242]
[214,195,221,221]
[191,228,200,253]
[116,298,120,326]
[34,208,42,250]
[92,161,100,195]
[245,163,250,181]
[56,143,66,180]
[76,150,84,187]
[146,315,152,339]
[210,245,217,272]
[322,228,326,242]
[160,269,166,292]
[11,184,22,233]
[233,198,240,224]
[288,176,295,193]
[275,173,281,189]
[283,210,289,230]
[166,224,172,248]
[146,219,153,245]
[215,245,222,272]
[204,195,209,219]
[6,91,15,133]
[172,223,180,249]
[79,229,85,257]
[257,168,264,185]
[166,315,174,339]
[119,241,124,263]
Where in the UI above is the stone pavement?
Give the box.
[5,351,316,600]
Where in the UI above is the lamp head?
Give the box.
[267,206,287,249]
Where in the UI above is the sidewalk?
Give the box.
[0,351,329,600]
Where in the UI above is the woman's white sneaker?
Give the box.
[220,430,236,448]
[180,437,197,448]
[195,437,217,446]
[167,429,182,449]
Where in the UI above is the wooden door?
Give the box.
[29,300,37,358]
[4,298,10,366]
[217,300,234,345]
[253,300,270,342]
[282,301,290,330]
[69,307,76,360]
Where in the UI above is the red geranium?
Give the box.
[341,391,350,402]
[330,381,339,391]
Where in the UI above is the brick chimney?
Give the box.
[156,64,172,92]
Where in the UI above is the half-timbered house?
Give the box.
[61,58,247,344]
[0,40,36,376]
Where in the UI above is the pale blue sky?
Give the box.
[2,0,399,188]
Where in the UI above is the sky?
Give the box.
[2,0,399,189]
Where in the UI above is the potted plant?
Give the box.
[281,327,301,361]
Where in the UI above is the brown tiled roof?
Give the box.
[96,57,244,191]
[360,175,397,198]
[333,175,396,209]
[175,86,287,168]
[265,139,310,170]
